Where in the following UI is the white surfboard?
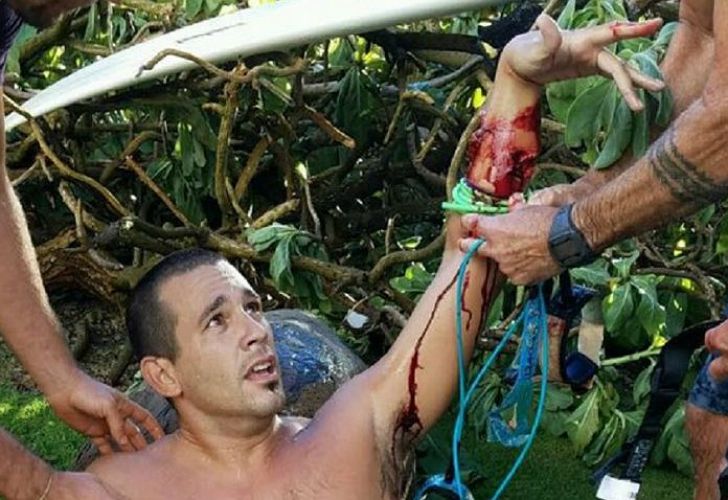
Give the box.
[6,0,505,131]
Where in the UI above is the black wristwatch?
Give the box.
[548,204,597,269]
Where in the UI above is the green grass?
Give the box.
[0,385,693,498]
[469,432,693,499]
[0,385,84,470]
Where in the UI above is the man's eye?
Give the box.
[244,301,262,315]
[207,313,225,329]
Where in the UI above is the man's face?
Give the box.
[8,0,95,28]
[158,262,285,419]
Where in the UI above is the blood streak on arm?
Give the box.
[391,272,458,449]
[391,102,540,454]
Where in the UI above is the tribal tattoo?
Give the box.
[649,127,728,205]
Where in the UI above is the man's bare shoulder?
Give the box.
[86,436,175,495]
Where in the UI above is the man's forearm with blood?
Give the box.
[385,68,544,449]
[466,65,541,199]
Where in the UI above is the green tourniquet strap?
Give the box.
[441,179,509,215]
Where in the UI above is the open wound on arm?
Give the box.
[466,104,540,199]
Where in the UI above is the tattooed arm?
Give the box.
[531,0,715,207]
[573,0,728,252]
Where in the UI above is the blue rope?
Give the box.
[416,239,549,500]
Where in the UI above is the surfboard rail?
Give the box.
[5,0,505,131]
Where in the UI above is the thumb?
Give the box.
[103,396,131,450]
[529,188,558,206]
[536,14,562,55]
[461,214,493,239]
[709,356,728,382]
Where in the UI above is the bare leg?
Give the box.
[686,403,728,500]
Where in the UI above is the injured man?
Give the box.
[2,16,664,500]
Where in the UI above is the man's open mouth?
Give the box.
[244,355,278,384]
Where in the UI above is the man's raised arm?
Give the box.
[363,16,664,450]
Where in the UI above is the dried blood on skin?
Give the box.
[466,105,540,199]
[609,20,636,38]
[392,272,458,446]
[462,270,474,331]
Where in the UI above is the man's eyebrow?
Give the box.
[198,295,228,327]
[242,288,260,300]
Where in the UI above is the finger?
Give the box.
[625,65,665,92]
[459,237,478,253]
[597,51,643,111]
[92,436,114,455]
[508,192,526,211]
[103,399,133,452]
[709,356,728,382]
[529,189,560,206]
[119,399,164,440]
[460,238,494,260]
[124,420,148,451]
[535,14,562,54]
[590,18,663,46]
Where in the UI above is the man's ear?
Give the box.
[140,356,182,398]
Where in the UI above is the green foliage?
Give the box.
[248,224,330,309]
[549,0,675,168]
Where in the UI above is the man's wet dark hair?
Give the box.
[127,248,225,361]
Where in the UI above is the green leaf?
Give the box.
[603,283,634,332]
[594,99,633,169]
[565,388,602,453]
[270,234,295,286]
[613,251,639,278]
[546,384,574,411]
[5,25,37,76]
[654,22,678,50]
[193,139,206,168]
[205,0,223,12]
[564,80,611,147]
[557,0,577,28]
[84,3,98,41]
[663,292,687,338]
[632,362,654,406]
[186,0,204,18]
[177,124,195,176]
[247,224,296,250]
[571,259,610,287]
[583,410,625,465]
[632,275,666,338]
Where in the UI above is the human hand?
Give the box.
[46,369,164,454]
[501,14,665,111]
[48,472,122,500]
[706,320,728,381]
[458,206,562,285]
[680,0,714,35]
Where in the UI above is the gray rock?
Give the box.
[74,309,366,470]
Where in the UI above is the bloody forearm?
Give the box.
[381,64,544,445]
[465,64,541,199]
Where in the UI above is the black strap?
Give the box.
[594,319,721,485]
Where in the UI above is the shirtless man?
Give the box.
[76,18,664,499]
